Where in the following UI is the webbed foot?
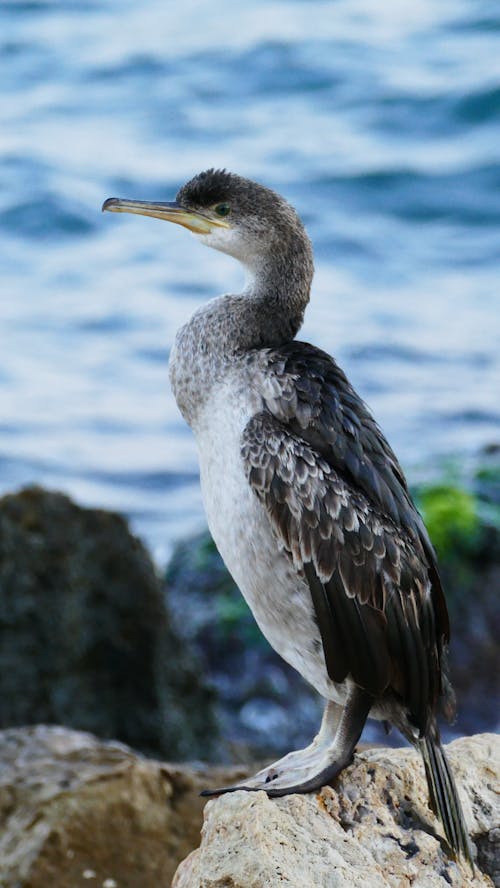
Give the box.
[201,688,372,798]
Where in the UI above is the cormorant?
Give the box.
[103,169,473,865]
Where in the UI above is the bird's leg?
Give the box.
[201,687,372,798]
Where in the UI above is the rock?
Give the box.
[173,733,499,888]
[0,725,251,888]
[1,728,496,887]
[0,485,217,760]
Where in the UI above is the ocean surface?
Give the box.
[1,0,499,565]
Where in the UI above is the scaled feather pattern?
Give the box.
[242,341,448,735]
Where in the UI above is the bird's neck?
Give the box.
[242,233,314,347]
[169,235,313,424]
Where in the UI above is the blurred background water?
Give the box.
[1,0,499,565]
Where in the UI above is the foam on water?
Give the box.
[1,0,499,562]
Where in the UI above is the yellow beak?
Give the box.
[101,198,230,234]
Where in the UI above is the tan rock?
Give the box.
[173,734,499,888]
[0,725,250,888]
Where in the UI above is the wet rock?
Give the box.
[173,733,499,888]
[0,486,217,760]
[0,724,251,888]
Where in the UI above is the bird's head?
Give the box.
[102,168,310,277]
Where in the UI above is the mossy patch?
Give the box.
[414,484,480,558]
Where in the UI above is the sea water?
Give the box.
[1,0,499,563]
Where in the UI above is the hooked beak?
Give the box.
[101,198,230,234]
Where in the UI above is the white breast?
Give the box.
[192,378,346,704]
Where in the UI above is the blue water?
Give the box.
[1,0,499,564]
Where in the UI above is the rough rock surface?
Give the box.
[0,486,217,759]
[0,725,251,888]
[173,733,499,888]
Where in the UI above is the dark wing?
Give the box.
[242,343,450,734]
[249,340,449,643]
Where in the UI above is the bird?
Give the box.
[103,168,473,866]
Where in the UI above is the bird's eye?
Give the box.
[214,203,231,217]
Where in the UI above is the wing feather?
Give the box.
[250,342,444,576]
[249,342,449,644]
[241,409,444,733]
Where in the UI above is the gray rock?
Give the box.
[0,727,496,887]
[173,733,500,888]
[0,724,251,888]
[0,486,217,760]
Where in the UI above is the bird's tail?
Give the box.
[418,726,474,868]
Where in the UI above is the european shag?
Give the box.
[103,169,473,865]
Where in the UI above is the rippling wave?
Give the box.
[1,0,499,559]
